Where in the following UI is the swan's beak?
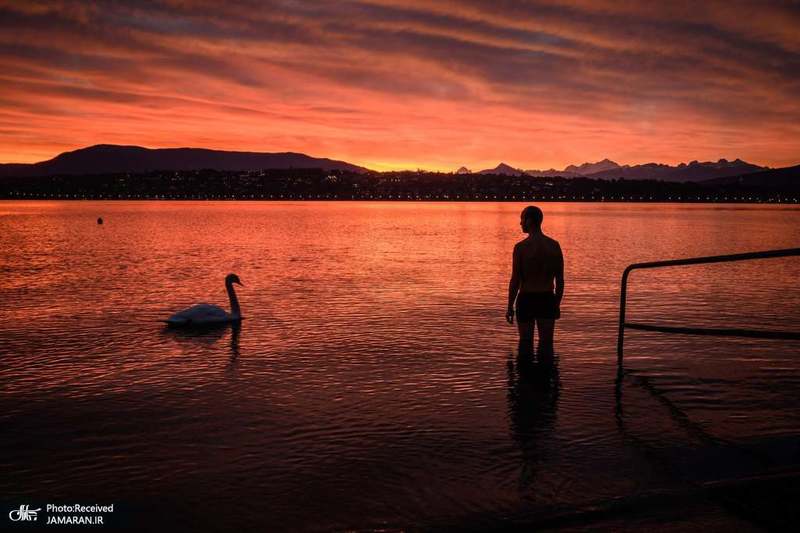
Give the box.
[236,280,244,287]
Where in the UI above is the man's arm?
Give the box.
[507,245,521,323]
[554,243,564,306]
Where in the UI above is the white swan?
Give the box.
[165,273,244,326]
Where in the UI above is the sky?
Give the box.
[1,0,799,171]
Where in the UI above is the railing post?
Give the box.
[617,266,632,368]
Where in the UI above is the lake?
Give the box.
[1,201,799,530]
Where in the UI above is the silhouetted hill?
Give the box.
[478,163,525,176]
[0,144,368,177]
[701,164,800,191]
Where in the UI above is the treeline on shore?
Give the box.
[1,168,797,202]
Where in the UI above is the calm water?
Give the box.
[1,201,799,531]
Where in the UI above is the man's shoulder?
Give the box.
[541,234,563,257]
[542,234,561,248]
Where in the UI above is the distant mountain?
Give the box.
[455,166,471,174]
[478,162,526,176]
[524,167,580,178]
[0,144,368,177]
[564,158,620,175]
[522,159,621,178]
[516,158,766,181]
[519,158,765,181]
[585,158,766,182]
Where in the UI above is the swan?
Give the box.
[165,273,244,327]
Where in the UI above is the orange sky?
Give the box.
[1,0,799,171]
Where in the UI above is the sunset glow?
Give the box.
[2,0,799,170]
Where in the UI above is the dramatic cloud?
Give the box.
[1,0,799,169]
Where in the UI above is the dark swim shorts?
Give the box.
[515,291,560,321]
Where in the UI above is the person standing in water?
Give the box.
[506,206,564,361]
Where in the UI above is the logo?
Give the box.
[9,505,42,521]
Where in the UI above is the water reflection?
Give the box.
[161,321,242,368]
[506,353,561,492]
[228,322,241,373]
[161,322,231,345]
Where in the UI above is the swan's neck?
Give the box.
[226,281,241,319]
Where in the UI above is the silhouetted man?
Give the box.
[506,206,564,361]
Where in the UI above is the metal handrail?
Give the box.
[617,247,800,366]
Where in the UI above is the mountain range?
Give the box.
[478,158,767,182]
[0,144,367,177]
[0,144,782,184]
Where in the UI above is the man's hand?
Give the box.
[506,307,514,324]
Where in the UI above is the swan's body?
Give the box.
[166,274,243,327]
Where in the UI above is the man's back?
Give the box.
[507,205,564,358]
[514,233,563,293]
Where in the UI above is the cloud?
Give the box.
[0,0,798,169]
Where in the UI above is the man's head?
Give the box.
[520,205,543,233]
